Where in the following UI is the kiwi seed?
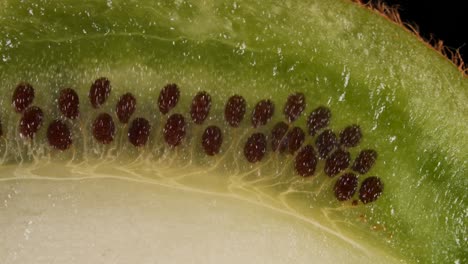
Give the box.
[307,106,331,136]
[340,125,362,148]
[325,149,351,177]
[158,83,180,114]
[286,126,305,154]
[12,82,35,113]
[128,117,151,147]
[283,92,306,123]
[58,88,80,120]
[244,132,267,163]
[116,93,137,124]
[251,99,274,128]
[224,95,246,127]
[190,91,211,125]
[359,176,384,204]
[334,173,359,201]
[164,113,187,147]
[89,77,111,109]
[315,129,338,159]
[295,145,318,177]
[19,106,44,139]
[271,121,289,153]
[92,112,116,144]
[47,119,72,151]
[202,125,223,156]
[352,149,378,174]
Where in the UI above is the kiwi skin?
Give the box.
[0,0,466,263]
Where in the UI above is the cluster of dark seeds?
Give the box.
[304,108,377,203]
[6,79,384,204]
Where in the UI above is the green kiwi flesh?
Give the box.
[0,0,466,263]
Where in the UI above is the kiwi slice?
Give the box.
[0,0,466,263]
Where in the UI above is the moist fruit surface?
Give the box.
[0,0,466,263]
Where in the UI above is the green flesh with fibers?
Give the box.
[0,0,466,263]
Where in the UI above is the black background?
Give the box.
[371,0,467,64]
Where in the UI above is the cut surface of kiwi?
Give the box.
[0,0,466,263]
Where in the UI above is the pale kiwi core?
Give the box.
[1,161,396,263]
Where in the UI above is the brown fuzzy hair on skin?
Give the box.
[351,0,467,77]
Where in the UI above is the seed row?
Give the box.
[4,79,384,204]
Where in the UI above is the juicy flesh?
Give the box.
[0,0,467,263]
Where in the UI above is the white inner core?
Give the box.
[0,164,399,264]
